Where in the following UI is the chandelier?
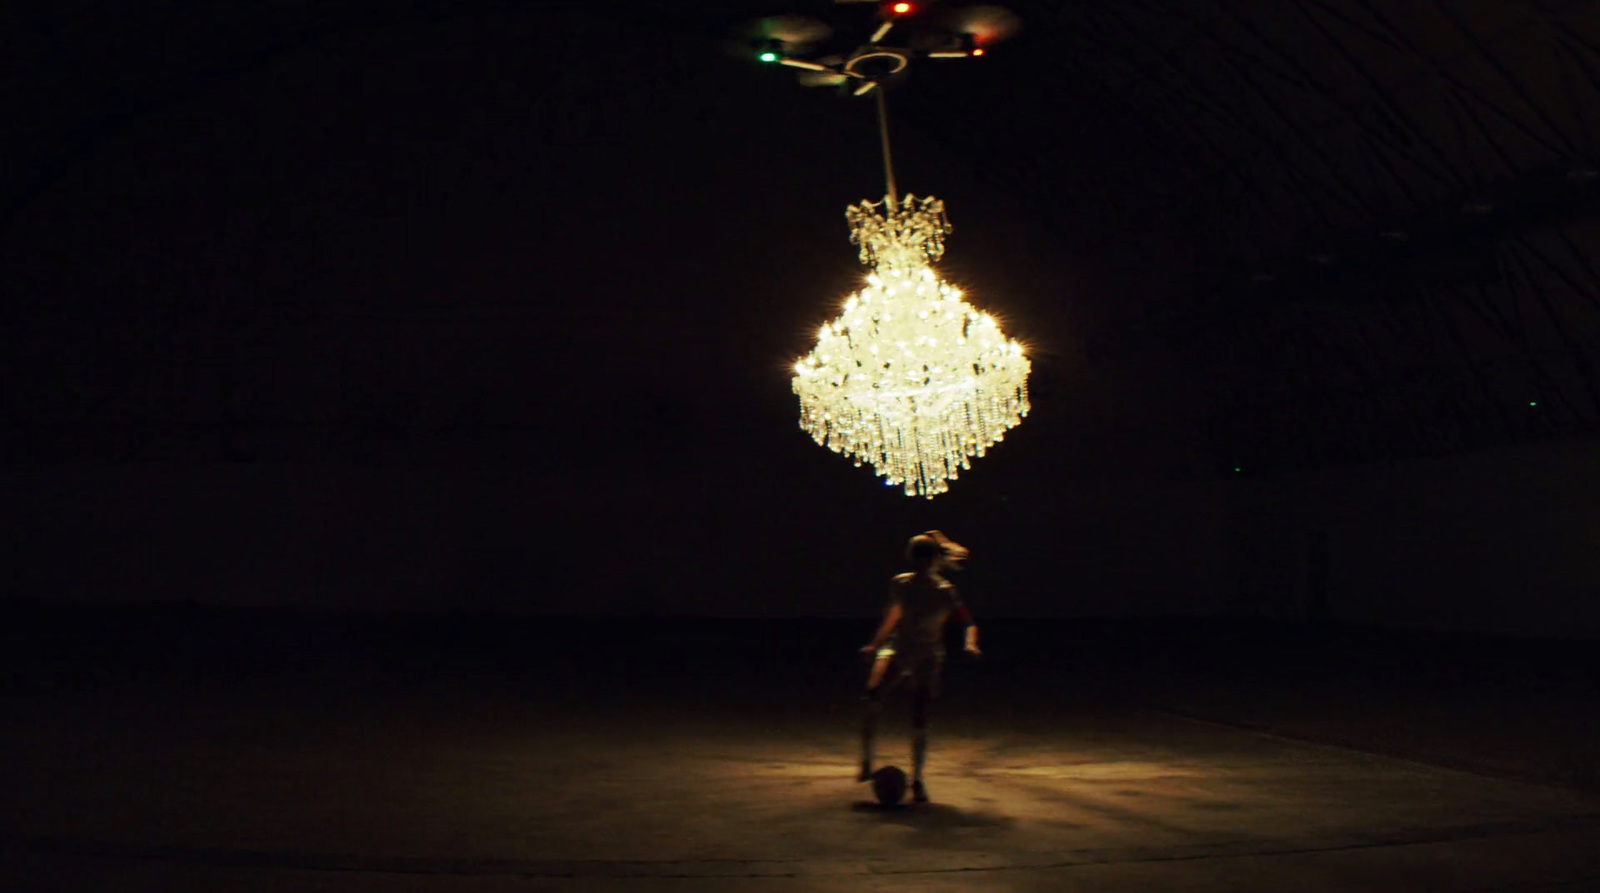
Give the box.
[792,194,1029,497]
[790,122,1029,498]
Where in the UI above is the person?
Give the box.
[857,529,980,803]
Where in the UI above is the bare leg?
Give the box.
[860,655,899,781]
[910,676,931,801]
[866,652,896,690]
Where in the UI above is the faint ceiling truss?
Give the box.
[8,1,1600,473]
[1025,0,1600,473]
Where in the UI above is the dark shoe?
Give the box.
[912,780,929,803]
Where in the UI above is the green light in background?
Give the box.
[1530,401,1539,407]
[1234,466,1242,472]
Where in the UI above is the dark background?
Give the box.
[4,1,1600,635]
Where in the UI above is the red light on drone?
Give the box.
[972,47,986,56]
[891,2,913,14]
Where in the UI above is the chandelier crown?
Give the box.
[847,194,950,270]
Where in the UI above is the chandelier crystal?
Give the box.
[792,194,1031,498]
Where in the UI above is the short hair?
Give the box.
[905,535,943,565]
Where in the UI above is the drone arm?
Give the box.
[778,58,834,71]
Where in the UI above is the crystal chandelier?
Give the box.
[792,191,1030,498]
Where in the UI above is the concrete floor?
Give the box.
[2,611,1598,891]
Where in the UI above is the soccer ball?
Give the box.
[871,765,907,806]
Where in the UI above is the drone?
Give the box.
[736,1,1021,97]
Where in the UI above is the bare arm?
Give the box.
[865,602,904,652]
[951,603,980,656]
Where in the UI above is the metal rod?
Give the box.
[876,86,899,209]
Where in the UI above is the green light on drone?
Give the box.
[759,51,779,63]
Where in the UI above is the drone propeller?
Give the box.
[936,5,1021,47]
[733,14,833,58]
[798,69,850,87]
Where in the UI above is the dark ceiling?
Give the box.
[5,0,1600,477]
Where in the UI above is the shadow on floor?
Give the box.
[850,800,1018,833]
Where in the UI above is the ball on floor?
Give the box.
[871,765,907,806]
